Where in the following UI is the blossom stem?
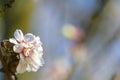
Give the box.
[0,47,13,80]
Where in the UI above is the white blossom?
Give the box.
[9,29,44,73]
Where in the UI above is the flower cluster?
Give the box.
[9,29,44,73]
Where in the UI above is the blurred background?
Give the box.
[1,0,120,80]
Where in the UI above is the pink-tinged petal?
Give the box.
[26,52,43,72]
[20,42,32,48]
[9,38,18,44]
[20,54,25,62]
[31,52,41,65]
[16,60,27,73]
[25,57,39,72]
[24,49,30,56]
[14,29,24,42]
[13,44,23,53]
[24,33,35,43]
[30,55,40,67]
[9,29,44,73]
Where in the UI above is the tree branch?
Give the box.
[0,47,13,80]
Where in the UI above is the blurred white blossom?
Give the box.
[9,29,44,73]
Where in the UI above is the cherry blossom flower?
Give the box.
[9,29,44,73]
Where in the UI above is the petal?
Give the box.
[35,46,43,53]
[9,38,18,44]
[24,49,30,56]
[31,65,39,72]
[24,33,35,43]
[26,64,39,72]
[25,50,43,72]
[30,53,41,66]
[39,52,43,59]
[20,54,25,62]
[16,60,27,73]
[27,63,38,72]
[36,36,40,41]
[26,57,39,72]
[26,64,32,72]
[34,47,43,58]
[14,29,24,42]
[38,46,43,52]
[13,44,23,53]
[35,36,42,44]
[21,42,32,48]
[30,55,40,67]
